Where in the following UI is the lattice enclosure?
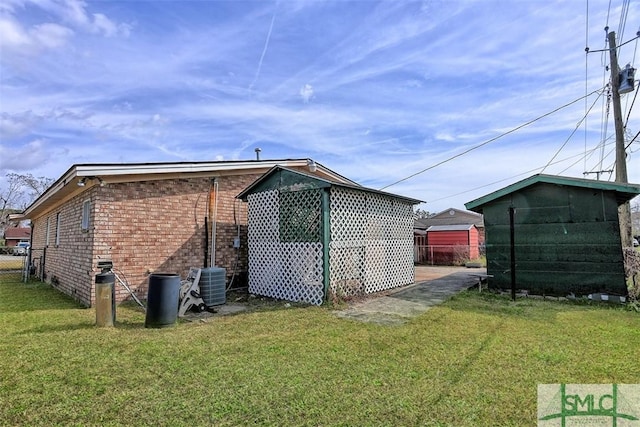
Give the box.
[329,188,414,297]
[247,189,325,305]
[247,185,415,305]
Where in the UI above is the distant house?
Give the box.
[465,174,640,296]
[16,159,356,307]
[415,207,484,240]
[3,226,31,247]
[414,208,484,264]
[237,166,421,304]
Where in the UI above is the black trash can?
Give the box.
[145,273,180,328]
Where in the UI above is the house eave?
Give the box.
[21,159,358,220]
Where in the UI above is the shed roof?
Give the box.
[465,174,640,212]
[426,225,475,232]
[237,166,423,204]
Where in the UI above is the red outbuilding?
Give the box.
[425,224,479,265]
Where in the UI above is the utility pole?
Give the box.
[608,31,633,248]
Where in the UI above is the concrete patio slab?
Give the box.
[334,266,486,325]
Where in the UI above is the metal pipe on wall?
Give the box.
[209,179,218,268]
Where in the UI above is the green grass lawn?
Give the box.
[1,278,639,426]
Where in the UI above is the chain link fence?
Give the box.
[0,247,46,282]
[0,250,27,281]
[414,244,480,266]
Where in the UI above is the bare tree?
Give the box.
[414,208,433,219]
[18,173,54,206]
[0,173,54,232]
[0,174,26,229]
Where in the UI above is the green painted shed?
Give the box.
[237,166,421,305]
[465,174,640,296]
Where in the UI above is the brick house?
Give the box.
[18,159,356,307]
[3,226,31,247]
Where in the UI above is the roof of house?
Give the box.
[465,174,640,212]
[3,226,31,239]
[426,225,475,232]
[19,159,358,219]
[237,166,423,204]
[414,207,484,230]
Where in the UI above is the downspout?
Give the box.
[209,179,218,268]
[322,189,331,302]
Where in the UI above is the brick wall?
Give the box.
[91,174,261,305]
[30,189,97,306]
[29,176,256,306]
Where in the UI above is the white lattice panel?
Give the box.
[329,188,414,297]
[247,190,325,305]
[247,186,414,304]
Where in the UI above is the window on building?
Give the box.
[55,213,61,246]
[45,217,50,246]
[82,199,90,231]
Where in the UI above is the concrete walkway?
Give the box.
[334,266,487,325]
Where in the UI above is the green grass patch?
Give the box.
[1,278,639,426]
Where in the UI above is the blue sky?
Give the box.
[1,0,639,213]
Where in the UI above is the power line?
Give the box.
[379,88,603,191]
[587,33,640,53]
[541,91,603,173]
[428,141,615,204]
[585,0,590,174]
[618,0,630,43]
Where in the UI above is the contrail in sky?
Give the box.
[249,2,278,91]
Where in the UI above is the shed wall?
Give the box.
[246,189,325,305]
[245,186,415,304]
[483,184,626,295]
[329,187,414,297]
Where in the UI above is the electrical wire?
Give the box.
[624,84,638,128]
[542,91,603,173]
[585,0,590,174]
[428,141,615,204]
[599,87,612,171]
[622,36,639,120]
[618,0,630,45]
[379,88,603,191]
[552,137,614,178]
[587,33,640,53]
